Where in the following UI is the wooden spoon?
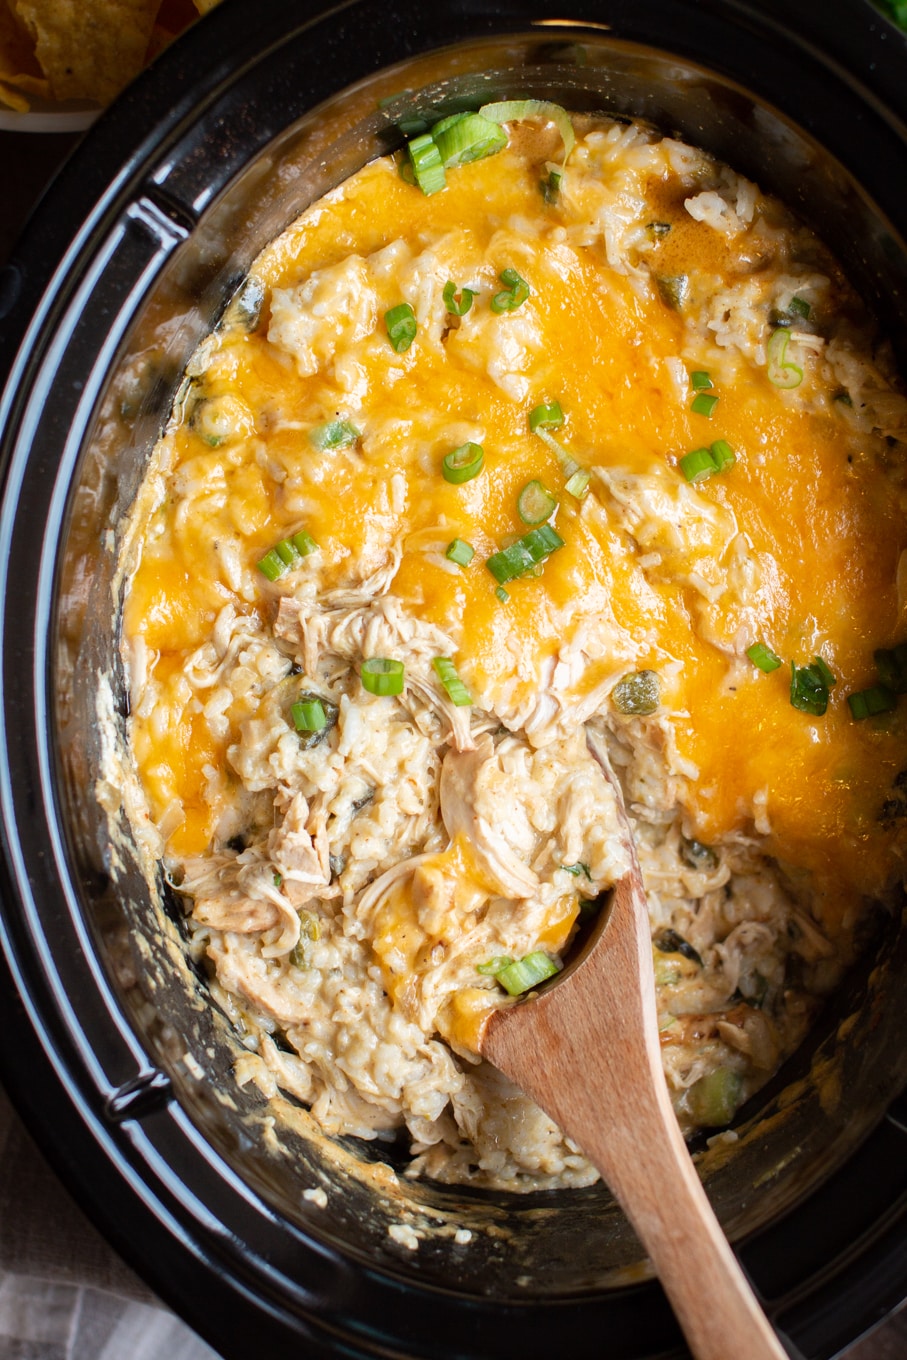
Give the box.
[477,732,789,1360]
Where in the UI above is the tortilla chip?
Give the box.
[0,3,48,109]
[11,0,161,104]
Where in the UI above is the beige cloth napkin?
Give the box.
[0,1083,219,1359]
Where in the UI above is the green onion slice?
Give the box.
[690,370,713,391]
[385,302,417,353]
[442,441,484,484]
[790,658,835,716]
[874,644,907,694]
[432,112,507,167]
[747,641,782,673]
[442,280,475,316]
[495,950,561,996]
[478,99,575,165]
[361,657,405,696]
[679,447,717,483]
[432,656,473,706]
[309,418,360,451]
[291,698,327,732]
[486,523,565,585]
[291,528,319,557]
[529,399,564,432]
[848,686,897,720]
[257,548,286,582]
[767,328,803,389]
[564,469,591,500]
[709,439,736,472]
[476,956,513,976]
[495,585,510,603]
[257,531,320,580]
[517,479,557,525]
[445,537,475,566]
[788,295,811,318]
[691,392,719,417]
[407,132,446,195]
[491,267,530,314]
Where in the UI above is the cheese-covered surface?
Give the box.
[122,115,907,1188]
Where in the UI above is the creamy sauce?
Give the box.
[120,114,907,1187]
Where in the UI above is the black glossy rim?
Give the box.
[1,3,906,1358]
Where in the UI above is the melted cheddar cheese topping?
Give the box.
[127,130,907,922]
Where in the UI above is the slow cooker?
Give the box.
[2,1,907,1356]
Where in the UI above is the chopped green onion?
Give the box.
[529,400,564,432]
[257,531,319,580]
[495,586,510,603]
[309,418,360,451]
[561,862,591,878]
[291,528,319,557]
[564,469,591,500]
[274,539,301,568]
[407,132,446,195]
[790,658,835,716]
[657,274,689,310]
[747,641,782,673]
[442,441,484,484]
[361,657,405,696]
[432,656,473,706]
[709,439,736,472]
[874,644,907,694]
[485,524,564,585]
[647,221,672,239]
[443,280,475,316]
[495,950,561,996]
[432,112,507,167]
[257,548,287,582]
[788,295,811,318]
[491,267,530,313]
[813,656,836,691]
[691,392,719,417]
[517,479,557,525]
[429,112,469,137]
[848,686,897,720]
[478,99,575,164]
[679,447,718,483]
[612,669,660,716]
[446,537,475,566]
[690,371,713,391]
[385,302,417,353]
[767,328,803,389]
[477,956,513,976]
[291,698,327,732]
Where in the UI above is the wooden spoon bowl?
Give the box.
[477,733,791,1360]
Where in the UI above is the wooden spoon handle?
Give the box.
[480,868,788,1360]
[573,1066,786,1360]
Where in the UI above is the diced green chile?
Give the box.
[612,669,660,716]
[657,274,689,310]
[688,1068,743,1127]
[654,929,703,967]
